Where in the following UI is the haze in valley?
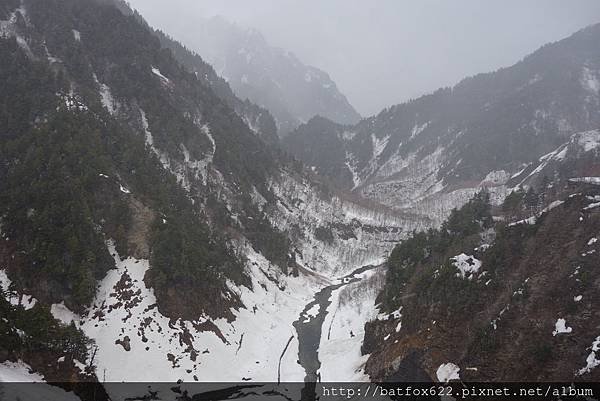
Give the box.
[128,0,600,115]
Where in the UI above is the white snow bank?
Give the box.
[436,362,460,382]
[0,361,81,401]
[578,336,600,376]
[0,360,44,382]
[552,318,572,336]
[451,254,482,279]
[318,268,384,381]
[50,302,79,326]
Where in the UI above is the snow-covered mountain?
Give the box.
[176,16,361,135]
[1,0,600,398]
[285,24,600,225]
[0,0,409,398]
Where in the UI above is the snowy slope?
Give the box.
[56,242,318,384]
[318,267,385,381]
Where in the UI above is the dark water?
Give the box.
[292,265,380,399]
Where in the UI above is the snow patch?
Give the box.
[99,83,117,115]
[552,318,572,336]
[569,177,600,186]
[578,336,600,376]
[436,362,460,382]
[451,253,482,279]
[576,130,600,152]
[119,184,131,194]
[0,269,37,310]
[50,302,79,326]
[481,170,510,186]
[0,360,44,382]
[151,67,170,83]
[371,134,389,159]
[318,268,384,381]
[410,121,430,139]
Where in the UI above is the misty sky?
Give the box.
[128,0,600,116]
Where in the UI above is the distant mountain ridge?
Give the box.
[178,15,361,135]
[284,23,600,223]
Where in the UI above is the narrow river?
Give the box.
[292,264,380,399]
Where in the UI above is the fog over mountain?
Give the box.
[2,0,600,397]
[128,0,600,116]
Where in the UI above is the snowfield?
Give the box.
[76,241,320,384]
[318,267,385,381]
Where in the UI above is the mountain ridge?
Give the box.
[176,15,362,135]
[284,22,600,224]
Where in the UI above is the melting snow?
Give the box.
[436,362,460,382]
[574,295,583,302]
[151,67,170,83]
[587,238,597,246]
[99,83,117,115]
[451,253,482,279]
[50,302,79,325]
[371,134,389,159]
[302,303,319,322]
[0,269,37,310]
[481,170,510,186]
[578,336,600,376]
[552,318,572,336]
[78,242,315,384]
[410,121,430,139]
[318,268,383,381]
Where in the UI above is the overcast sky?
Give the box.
[128,0,600,116]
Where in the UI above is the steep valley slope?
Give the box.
[0,0,414,397]
[0,0,599,398]
[284,24,600,225]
